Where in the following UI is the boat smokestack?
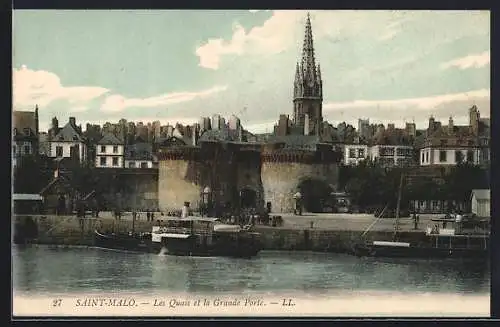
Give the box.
[181,201,190,218]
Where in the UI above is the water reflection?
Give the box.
[12,246,490,295]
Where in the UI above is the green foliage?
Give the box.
[13,156,46,193]
[340,160,490,210]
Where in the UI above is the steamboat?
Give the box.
[352,174,490,261]
[352,218,489,260]
[94,216,262,258]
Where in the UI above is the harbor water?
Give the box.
[12,245,491,316]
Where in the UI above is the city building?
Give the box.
[418,107,490,167]
[12,106,39,168]
[342,144,370,165]
[470,189,490,218]
[370,144,414,167]
[48,117,87,164]
[124,142,155,168]
[357,119,370,141]
[228,114,241,131]
[95,134,124,168]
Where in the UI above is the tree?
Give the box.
[13,156,46,194]
[443,162,488,202]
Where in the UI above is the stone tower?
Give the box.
[293,12,323,135]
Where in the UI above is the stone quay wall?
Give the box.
[13,215,427,253]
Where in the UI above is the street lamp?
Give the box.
[202,186,211,217]
[293,191,302,216]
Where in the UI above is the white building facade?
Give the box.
[370,145,414,167]
[419,146,480,166]
[342,144,370,165]
[95,134,125,168]
[48,117,87,163]
[340,144,414,167]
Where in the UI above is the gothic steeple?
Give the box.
[301,12,317,85]
[293,12,323,135]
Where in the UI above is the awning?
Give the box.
[13,194,44,201]
[213,224,242,233]
[373,241,410,248]
[162,233,191,239]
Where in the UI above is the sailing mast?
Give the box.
[392,172,404,241]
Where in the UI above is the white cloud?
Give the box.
[323,89,489,112]
[440,51,490,70]
[322,89,490,128]
[195,10,412,70]
[100,85,228,112]
[12,65,109,109]
[68,105,88,113]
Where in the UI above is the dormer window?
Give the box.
[59,135,64,140]
[73,135,78,141]
[23,128,30,135]
[13,128,17,135]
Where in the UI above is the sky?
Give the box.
[12,10,490,133]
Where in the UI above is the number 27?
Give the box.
[52,299,62,307]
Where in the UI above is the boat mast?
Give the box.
[393,172,404,241]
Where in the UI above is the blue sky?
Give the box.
[13,10,490,133]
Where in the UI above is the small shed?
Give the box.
[471,189,490,218]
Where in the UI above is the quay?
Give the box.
[13,213,439,253]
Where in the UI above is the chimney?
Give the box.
[304,113,310,135]
[69,117,76,126]
[448,116,454,134]
[192,128,198,146]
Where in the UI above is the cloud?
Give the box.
[322,89,490,126]
[12,65,109,109]
[440,51,490,70]
[100,85,228,112]
[195,10,413,70]
[377,19,406,41]
[68,105,88,113]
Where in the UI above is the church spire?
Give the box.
[292,12,323,135]
[301,12,317,83]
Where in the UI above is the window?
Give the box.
[467,140,474,146]
[439,150,447,162]
[466,150,474,162]
[348,148,356,158]
[380,147,395,156]
[425,152,429,163]
[72,135,78,141]
[12,145,16,155]
[100,146,106,153]
[56,146,63,157]
[23,128,30,135]
[140,162,148,168]
[100,157,106,166]
[455,151,463,163]
[113,146,118,153]
[128,162,136,168]
[358,149,365,158]
[112,157,119,166]
[421,152,425,163]
[24,145,30,154]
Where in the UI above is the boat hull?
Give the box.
[352,243,489,261]
[93,230,262,258]
[93,231,161,254]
